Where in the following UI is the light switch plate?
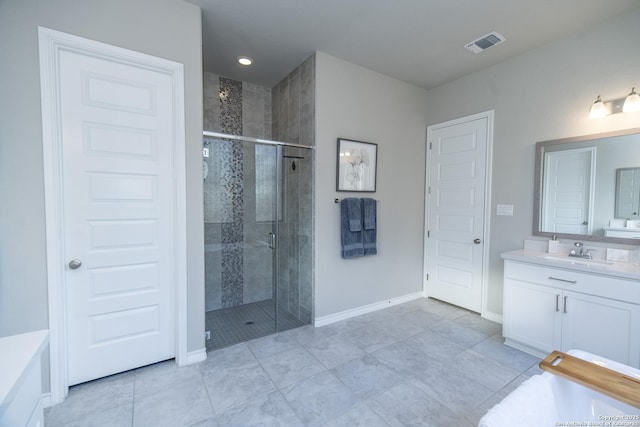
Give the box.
[203,147,209,158]
[497,204,514,216]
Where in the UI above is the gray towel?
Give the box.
[341,198,364,258]
[362,198,377,256]
[345,198,362,231]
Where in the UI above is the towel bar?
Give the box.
[334,198,379,203]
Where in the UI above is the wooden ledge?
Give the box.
[540,350,640,409]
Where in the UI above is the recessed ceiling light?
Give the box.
[237,56,253,66]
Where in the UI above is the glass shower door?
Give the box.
[203,136,312,350]
[203,138,279,349]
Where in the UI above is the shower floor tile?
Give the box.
[205,299,306,351]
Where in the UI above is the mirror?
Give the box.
[534,128,640,244]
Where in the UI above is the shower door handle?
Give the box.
[268,232,276,250]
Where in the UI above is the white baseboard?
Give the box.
[43,350,207,409]
[42,392,53,408]
[185,348,207,365]
[482,310,503,324]
[314,291,424,327]
[424,290,503,325]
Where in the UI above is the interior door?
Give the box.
[542,148,595,234]
[615,167,640,219]
[425,114,489,312]
[59,47,176,385]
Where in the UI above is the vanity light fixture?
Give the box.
[588,95,607,119]
[588,87,640,118]
[237,56,253,66]
[623,87,640,113]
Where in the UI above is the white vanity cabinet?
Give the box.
[503,259,640,368]
[0,330,48,427]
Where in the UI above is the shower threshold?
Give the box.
[205,299,306,351]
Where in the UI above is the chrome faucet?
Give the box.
[569,242,592,259]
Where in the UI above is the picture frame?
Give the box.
[336,138,378,192]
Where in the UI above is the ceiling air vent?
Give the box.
[464,31,505,54]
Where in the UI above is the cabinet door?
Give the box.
[562,291,640,368]
[504,279,561,352]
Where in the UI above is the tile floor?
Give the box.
[44,297,542,427]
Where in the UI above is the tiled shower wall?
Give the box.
[204,73,272,139]
[272,55,315,146]
[203,73,273,311]
[272,55,315,323]
[278,148,313,323]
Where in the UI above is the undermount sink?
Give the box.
[539,255,614,267]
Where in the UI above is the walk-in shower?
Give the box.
[203,131,312,351]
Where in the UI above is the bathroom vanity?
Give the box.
[0,330,48,427]
[502,248,640,368]
[602,226,640,239]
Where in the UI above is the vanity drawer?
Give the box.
[504,260,640,304]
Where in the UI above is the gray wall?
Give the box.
[0,0,204,388]
[426,9,640,318]
[314,52,429,318]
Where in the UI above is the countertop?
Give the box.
[502,249,640,281]
[0,330,48,413]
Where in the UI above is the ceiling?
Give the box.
[188,0,640,90]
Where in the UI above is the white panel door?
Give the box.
[59,49,176,385]
[542,148,595,234]
[425,115,489,312]
[616,168,640,219]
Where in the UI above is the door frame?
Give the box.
[423,110,494,318]
[38,27,188,405]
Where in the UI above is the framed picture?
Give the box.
[336,138,378,192]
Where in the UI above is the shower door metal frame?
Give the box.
[273,145,283,332]
[203,131,312,149]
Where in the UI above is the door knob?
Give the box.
[474,238,481,244]
[68,259,82,269]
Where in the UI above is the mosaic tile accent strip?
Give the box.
[219,76,245,308]
[219,77,243,135]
